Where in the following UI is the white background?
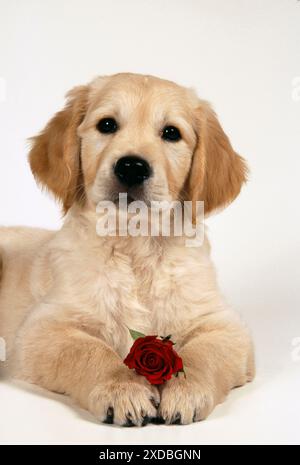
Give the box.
[1,0,300,445]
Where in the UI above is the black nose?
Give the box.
[114,156,151,187]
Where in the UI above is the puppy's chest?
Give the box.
[70,237,211,339]
[94,242,206,332]
[68,239,213,356]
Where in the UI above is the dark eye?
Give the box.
[162,125,181,142]
[96,117,118,134]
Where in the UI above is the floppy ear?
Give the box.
[187,102,248,215]
[29,85,89,212]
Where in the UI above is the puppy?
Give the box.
[0,73,254,426]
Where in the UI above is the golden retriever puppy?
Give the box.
[0,73,254,426]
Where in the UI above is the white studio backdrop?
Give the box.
[0,0,300,444]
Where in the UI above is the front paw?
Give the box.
[88,370,160,426]
[158,376,215,425]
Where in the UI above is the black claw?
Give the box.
[193,411,197,422]
[171,413,182,425]
[104,407,114,424]
[142,415,151,426]
[151,416,165,424]
[123,417,135,427]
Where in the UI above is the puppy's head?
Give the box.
[29,73,247,215]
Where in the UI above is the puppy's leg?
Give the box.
[12,310,159,426]
[158,312,255,424]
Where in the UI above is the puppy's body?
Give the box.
[0,73,254,425]
[0,217,228,358]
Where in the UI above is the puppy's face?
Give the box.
[78,74,197,206]
[29,73,247,215]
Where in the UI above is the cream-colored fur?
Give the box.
[0,73,254,426]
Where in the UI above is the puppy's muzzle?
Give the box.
[114,155,151,187]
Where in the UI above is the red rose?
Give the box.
[124,334,183,385]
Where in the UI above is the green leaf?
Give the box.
[128,328,146,340]
[175,368,186,379]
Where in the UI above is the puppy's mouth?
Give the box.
[111,191,147,206]
[124,195,135,204]
[114,194,135,205]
